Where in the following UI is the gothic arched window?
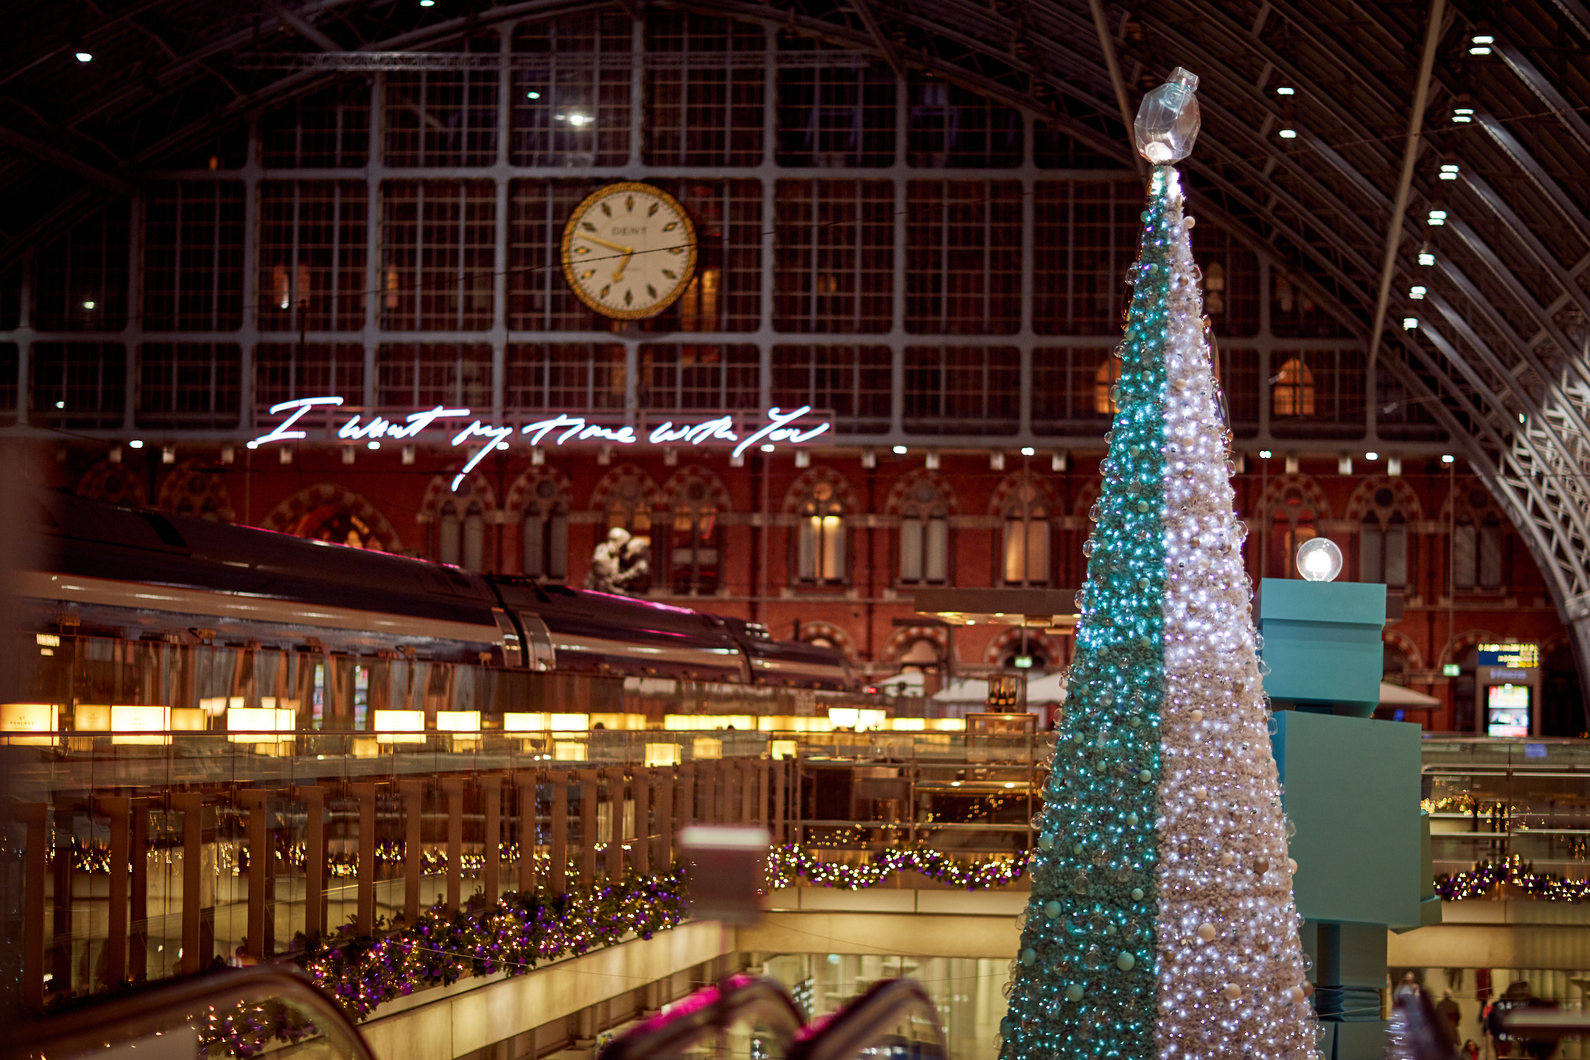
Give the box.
[899,479,949,585]
[797,479,847,584]
[439,498,485,571]
[522,478,569,581]
[1002,481,1049,586]
[1359,485,1409,588]
[666,472,727,596]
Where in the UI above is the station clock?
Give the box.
[560,182,697,319]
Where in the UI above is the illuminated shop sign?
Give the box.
[251,397,831,490]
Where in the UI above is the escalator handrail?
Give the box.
[790,978,946,1060]
[5,965,377,1060]
[598,974,806,1060]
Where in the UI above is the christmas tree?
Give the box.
[998,69,1318,1060]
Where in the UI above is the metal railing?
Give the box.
[2,729,1041,1010]
[4,965,377,1060]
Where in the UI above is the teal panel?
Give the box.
[1271,711,1423,927]
[1260,578,1386,711]
[1260,578,1386,625]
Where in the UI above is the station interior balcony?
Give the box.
[7,727,1590,1060]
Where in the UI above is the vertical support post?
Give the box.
[52,797,74,990]
[757,760,770,827]
[17,802,46,1007]
[677,764,695,827]
[605,770,624,880]
[550,771,568,894]
[100,796,130,986]
[774,759,787,843]
[741,761,756,824]
[631,767,650,874]
[241,790,270,960]
[518,776,538,895]
[444,778,465,912]
[399,780,424,923]
[482,776,502,905]
[579,770,598,884]
[655,771,675,867]
[349,783,378,935]
[296,786,325,942]
[172,793,204,974]
[130,799,148,977]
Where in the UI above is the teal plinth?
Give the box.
[1272,711,1427,1060]
[1271,710,1424,927]
[1260,579,1386,717]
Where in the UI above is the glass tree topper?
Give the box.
[1134,67,1202,164]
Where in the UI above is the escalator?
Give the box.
[599,976,946,1060]
[5,965,377,1060]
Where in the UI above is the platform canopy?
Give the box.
[3,0,1590,676]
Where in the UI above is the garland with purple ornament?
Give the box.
[1435,855,1590,902]
[767,843,1028,891]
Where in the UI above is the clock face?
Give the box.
[560,182,698,319]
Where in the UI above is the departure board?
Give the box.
[1478,643,1540,668]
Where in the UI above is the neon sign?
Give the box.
[250,397,831,491]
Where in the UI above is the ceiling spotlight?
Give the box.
[1469,34,1493,55]
[1453,106,1475,124]
[419,0,435,6]
[1427,209,1447,226]
[129,439,144,449]
[892,445,908,455]
[82,300,95,310]
[1439,163,1460,180]
[1409,285,1427,299]
[1419,250,1436,266]
[1403,317,1419,330]
[367,441,381,450]
[1442,454,1456,463]
[759,443,775,453]
[1276,86,1295,96]
[1365,451,1379,461]
[1278,128,1298,139]
[54,401,65,409]
[526,91,541,100]
[1020,446,1035,456]
[75,51,92,63]
[1259,449,1273,459]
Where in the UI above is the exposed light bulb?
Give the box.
[75,51,92,63]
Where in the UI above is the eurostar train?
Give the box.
[21,491,854,716]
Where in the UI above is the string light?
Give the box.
[767,844,1026,891]
[998,157,1315,1060]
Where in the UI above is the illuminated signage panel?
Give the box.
[1478,643,1540,669]
[251,398,832,491]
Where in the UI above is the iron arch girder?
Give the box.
[53,0,364,138]
[1441,216,1590,402]
[1418,297,1590,556]
[1430,241,1590,426]
[1495,41,1590,159]
[1408,327,1590,613]
[1422,287,1590,524]
[1478,115,1590,249]
[1383,343,1585,614]
[1255,0,1421,127]
[1461,170,1590,333]
[1146,0,1398,171]
[1103,41,1391,269]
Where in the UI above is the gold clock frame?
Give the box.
[559,181,699,320]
